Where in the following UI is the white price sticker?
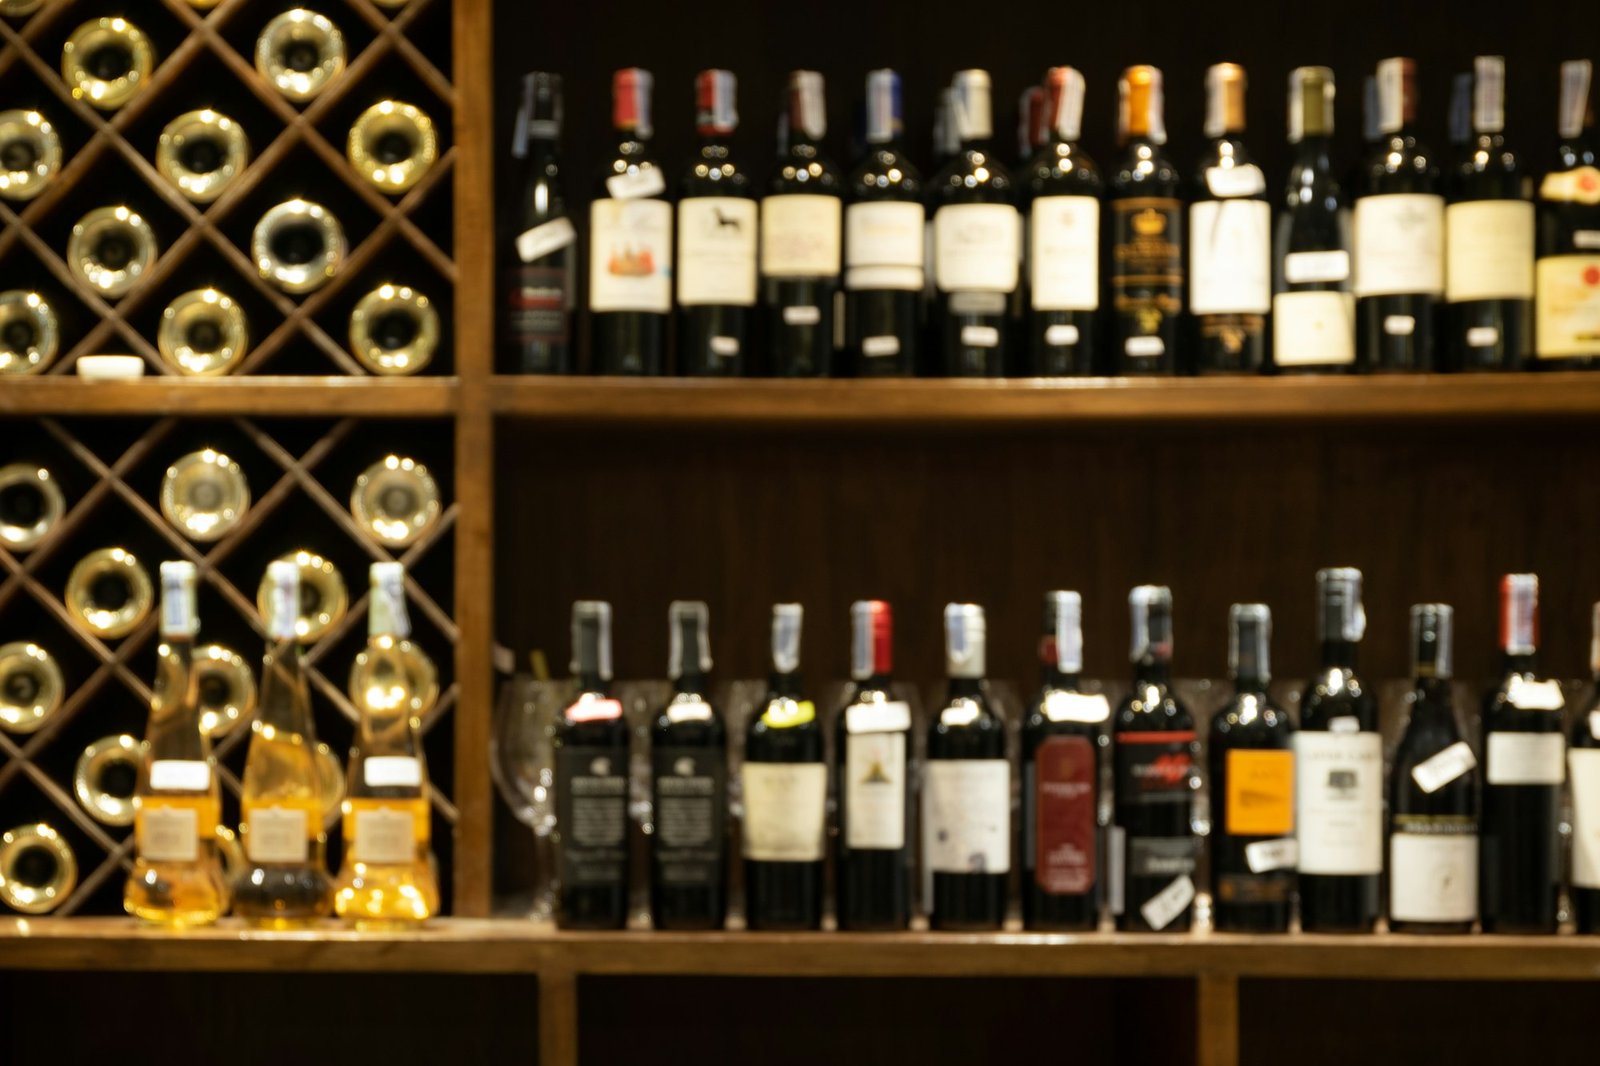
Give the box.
[149,760,210,792]
[605,167,666,200]
[1044,323,1080,346]
[1125,336,1165,358]
[1284,250,1350,285]
[782,305,821,326]
[1139,873,1195,932]
[1205,164,1266,198]
[516,216,577,264]
[1591,711,1600,741]
[1245,837,1299,873]
[1411,741,1477,794]
[1384,314,1416,336]
[364,756,423,788]
[861,335,900,357]
[1328,716,1361,734]
[960,325,1000,348]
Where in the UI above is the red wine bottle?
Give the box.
[843,69,923,377]
[1022,591,1107,931]
[676,70,756,377]
[590,68,670,375]
[1109,66,1183,375]
[1479,574,1564,934]
[925,603,1008,930]
[650,600,727,930]
[1025,66,1100,376]
[553,601,630,929]
[742,604,824,930]
[834,600,912,930]
[506,71,574,373]
[1535,60,1600,369]
[1572,602,1600,933]
[1207,604,1294,933]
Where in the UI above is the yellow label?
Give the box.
[760,699,816,729]
[1540,166,1600,205]
[1225,749,1294,837]
[135,795,220,862]
[1536,255,1600,358]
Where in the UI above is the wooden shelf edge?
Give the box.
[488,373,1600,427]
[4,918,1599,979]
[0,377,462,417]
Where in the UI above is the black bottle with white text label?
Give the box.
[506,72,573,373]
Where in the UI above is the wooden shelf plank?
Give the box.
[488,372,1600,427]
[0,378,461,418]
[5,918,1600,979]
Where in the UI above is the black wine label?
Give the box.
[510,264,571,345]
[555,746,628,888]
[651,747,726,888]
[1127,835,1197,878]
[1115,731,1197,805]
[1110,197,1184,335]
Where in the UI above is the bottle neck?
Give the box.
[1133,658,1171,687]
[948,676,985,699]
[1412,675,1454,707]
[576,669,608,696]
[261,639,313,729]
[1320,638,1358,670]
[768,670,802,700]
[1292,135,1333,169]
[1501,651,1537,677]
[526,135,560,163]
[1042,663,1081,690]
[854,672,892,696]
[1234,671,1268,695]
[673,671,707,696]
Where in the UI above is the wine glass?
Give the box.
[490,673,563,920]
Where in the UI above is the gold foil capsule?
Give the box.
[65,547,154,639]
[348,284,439,376]
[61,17,154,111]
[157,110,250,204]
[195,643,256,738]
[74,734,140,827]
[0,464,65,552]
[0,110,61,201]
[160,448,250,541]
[0,823,76,914]
[68,205,158,299]
[350,455,440,548]
[158,289,248,376]
[256,9,346,104]
[257,550,347,642]
[0,291,58,375]
[253,199,345,294]
[348,100,438,195]
[0,642,63,734]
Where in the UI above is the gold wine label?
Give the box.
[1535,255,1600,358]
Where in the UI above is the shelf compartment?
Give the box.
[0,377,459,416]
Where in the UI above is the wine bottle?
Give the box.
[677,70,756,377]
[124,562,227,926]
[1025,66,1101,376]
[844,69,923,377]
[1109,66,1184,375]
[1022,591,1108,931]
[1446,57,1534,372]
[650,600,727,930]
[1571,602,1600,933]
[835,600,912,930]
[507,72,574,374]
[1295,567,1382,933]
[926,603,1008,930]
[1389,604,1478,934]
[553,600,630,929]
[235,561,334,927]
[1273,67,1356,374]
[1190,63,1270,374]
[590,68,670,376]
[1113,585,1197,932]
[1355,57,1444,372]
[1208,604,1294,933]
[762,71,843,377]
[743,604,825,930]
[1535,60,1600,368]
[1479,574,1564,934]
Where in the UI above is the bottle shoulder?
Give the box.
[846,147,923,200]
[931,148,1015,206]
[769,148,844,195]
[1025,143,1103,197]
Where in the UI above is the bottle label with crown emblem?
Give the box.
[1110,197,1183,354]
[589,199,672,313]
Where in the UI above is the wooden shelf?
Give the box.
[4,917,1598,980]
[0,377,460,417]
[489,372,1600,427]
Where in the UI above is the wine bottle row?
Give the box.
[507,58,1600,377]
[535,574,1600,934]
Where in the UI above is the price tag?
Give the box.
[1328,716,1361,734]
[709,336,740,357]
[1044,324,1080,346]
[1043,692,1110,724]
[1205,164,1266,198]
[960,325,1000,348]
[862,336,900,357]
[1245,837,1299,873]
[364,756,422,788]
[149,760,210,792]
[1125,336,1164,357]
[516,216,577,263]
[1383,314,1416,336]
[1411,740,1477,794]
[1507,677,1565,711]
[1284,250,1350,284]
[846,700,912,734]
[782,305,821,326]
[605,167,665,200]
[1139,873,1195,932]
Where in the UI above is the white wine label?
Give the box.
[1244,837,1299,874]
[1190,197,1271,313]
[245,807,310,863]
[1273,291,1355,367]
[1354,193,1445,296]
[665,699,713,723]
[352,806,416,864]
[149,759,210,792]
[1535,255,1600,358]
[1293,731,1383,875]
[846,732,906,850]
[710,336,739,356]
[1506,677,1565,711]
[589,199,671,313]
[1466,326,1500,347]
[960,325,1000,348]
[846,700,912,734]
[761,194,842,277]
[1205,164,1266,198]
[934,203,1021,293]
[605,167,666,200]
[1389,831,1478,922]
[1028,195,1099,311]
[845,201,925,291]
[1042,691,1110,723]
[1044,324,1080,346]
[517,216,577,264]
[1284,249,1351,284]
[861,336,900,357]
[1445,200,1535,301]
[139,806,199,863]
[676,197,757,306]
[783,305,821,326]
[923,759,1010,873]
[1570,749,1600,888]
[1328,716,1361,734]
[1139,873,1195,932]
[1412,740,1477,794]
[364,755,423,788]
[1485,732,1565,785]
[741,762,827,862]
[1384,314,1416,336]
